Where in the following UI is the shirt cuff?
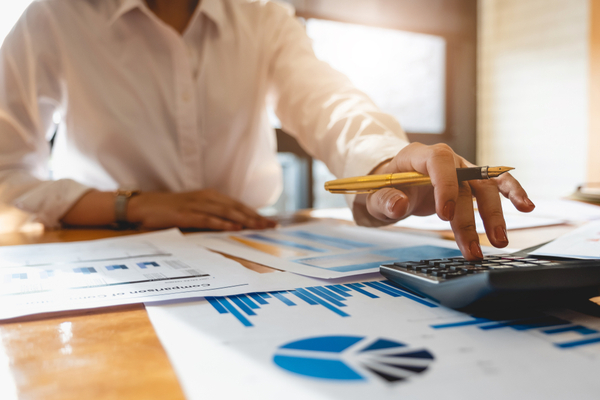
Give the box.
[13,179,92,229]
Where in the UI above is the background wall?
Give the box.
[478,0,589,198]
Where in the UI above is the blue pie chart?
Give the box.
[273,335,434,382]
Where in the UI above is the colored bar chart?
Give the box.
[205,280,438,327]
[282,230,374,250]
[244,234,327,253]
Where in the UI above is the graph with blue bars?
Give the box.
[205,280,437,328]
[432,315,600,350]
[137,261,160,269]
[106,264,128,271]
[73,267,97,274]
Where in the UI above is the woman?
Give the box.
[0,0,534,259]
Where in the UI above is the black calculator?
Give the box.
[380,255,600,311]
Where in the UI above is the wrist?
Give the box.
[60,190,115,226]
[125,192,146,225]
[114,189,141,229]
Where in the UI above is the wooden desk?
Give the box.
[0,222,583,399]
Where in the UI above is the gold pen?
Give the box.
[324,166,514,194]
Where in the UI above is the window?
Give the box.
[306,18,446,134]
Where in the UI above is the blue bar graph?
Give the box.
[206,280,438,327]
[544,325,598,336]
[271,292,296,306]
[106,264,128,271]
[431,315,600,350]
[73,267,97,274]
[555,337,600,349]
[137,261,160,269]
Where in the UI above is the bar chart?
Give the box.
[431,314,600,349]
[205,279,438,327]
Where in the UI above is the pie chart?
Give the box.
[273,335,434,382]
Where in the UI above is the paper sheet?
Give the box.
[147,277,600,400]
[0,229,298,320]
[186,221,468,279]
[531,220,600,258]
[310,198,567,233]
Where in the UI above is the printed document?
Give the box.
[0,229,296,320]
[186,221,465,279]
[532,220,600,258]
[147,277,600,400]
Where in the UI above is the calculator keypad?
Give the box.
[381,256,547,282]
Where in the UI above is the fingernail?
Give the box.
[495,225,508,244]
[524,197,535,208]
[470,241,483,259]
[443,200,455,221]
[385,194,402,215]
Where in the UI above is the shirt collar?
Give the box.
[109,0,147,25]
[201,0,226,31]
[109,0,226,30]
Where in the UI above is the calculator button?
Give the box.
[439,262,464,268]
[462,263,486,268]
[442,272,467,279]
[427,259,452,267]
[393,262,420,268]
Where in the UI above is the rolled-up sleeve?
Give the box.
[266,3,409,223]
[0,4,90,229]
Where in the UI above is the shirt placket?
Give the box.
[172,36,203,191]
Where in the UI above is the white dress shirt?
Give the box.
[0,0,408,229]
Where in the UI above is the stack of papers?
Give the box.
[4,214,600,399]
[0,229,305,319]
[186,222,466,279]
[0,222,471,319]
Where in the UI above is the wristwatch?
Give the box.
[114,189,140,229]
